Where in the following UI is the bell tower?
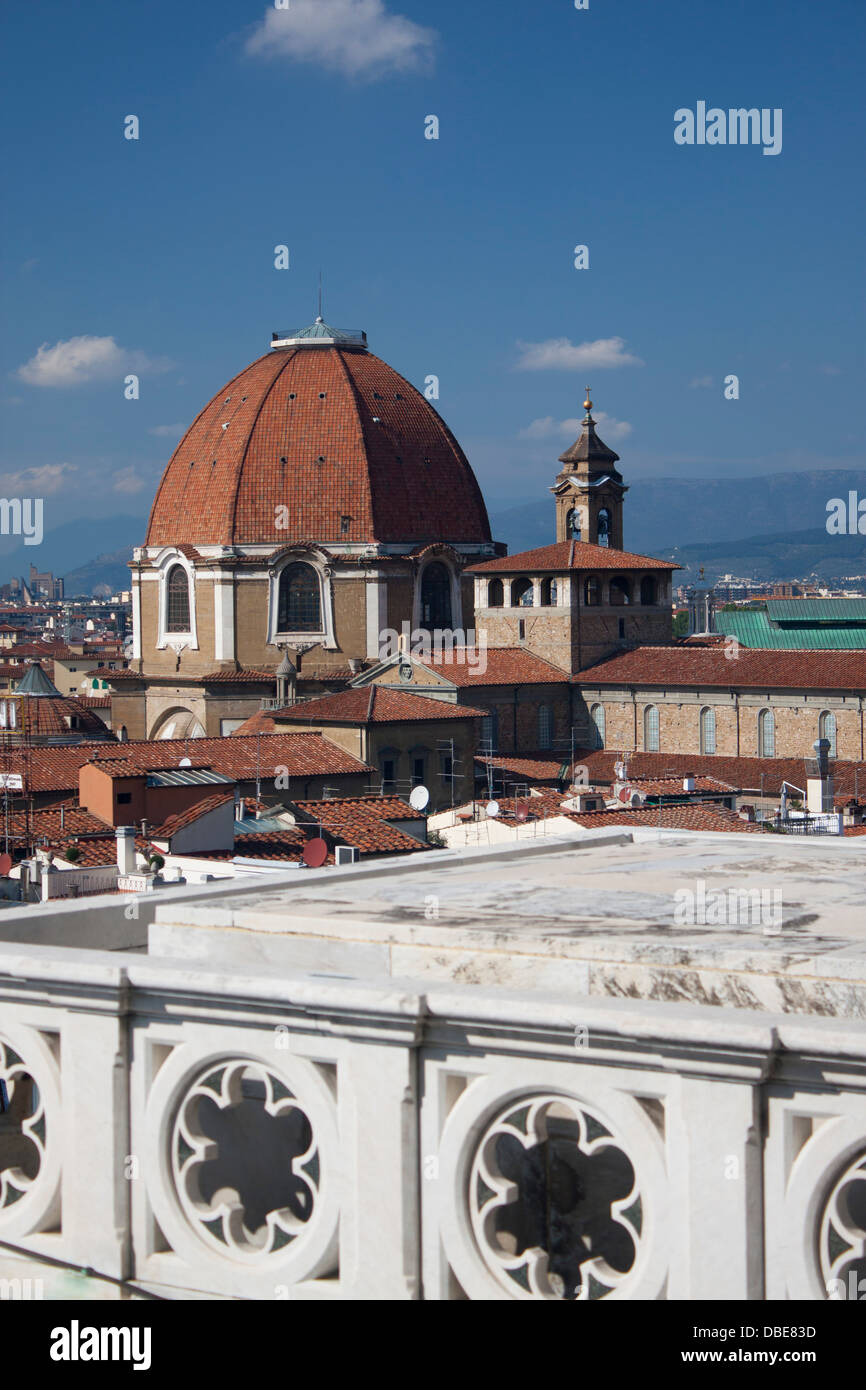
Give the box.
[551,389,628,548]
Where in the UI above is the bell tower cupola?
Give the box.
[551,389,628,548]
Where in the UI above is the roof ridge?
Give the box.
[229,349,298,545]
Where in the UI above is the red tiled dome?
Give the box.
[145,331,492,548]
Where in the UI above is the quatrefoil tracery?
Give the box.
[821,1151,866,1294]
[172,1060,319,1259]
[469,1094,642,1300]
[0,1037,45,1213]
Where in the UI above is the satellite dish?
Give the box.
[179,757,192,768]
[302,837,328,868]
[0,853,11,877]
[409,785,430,811]
[618,787,632,804]
[485,800,500,818]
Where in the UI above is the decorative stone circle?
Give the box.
[468,1093,642,1299]
[0,1036,46,1212]
[171,1059,320,1258]
[820,1150,866,1298]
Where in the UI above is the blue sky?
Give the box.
[1,0,863,554]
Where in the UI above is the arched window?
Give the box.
[597,508,612,547]
[590,703,605,750]
[420,562,452,630]
[584,576,600,606]
[758,708,775,758]
[166,564,190,632]
[640,576,657,606]
[538,704,552,750]
[512,577,533,607]
[819,710,837,759]
[487,577,504,608]
[277,562,321,633]
[565,508,581,540]
[609,577,631,606]
[644,705,659,752]
[700,706,716,755]
[540,577,557,606]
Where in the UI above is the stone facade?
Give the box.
[476,571,674,673]
[269,714,480,812]
[575,684,866,761]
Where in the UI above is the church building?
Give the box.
[115,319,501,740]
[467,391,678,673]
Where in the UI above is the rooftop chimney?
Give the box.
[806,738,834,815]
[116,825,136,876]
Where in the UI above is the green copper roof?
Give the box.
[765,598,866,623]
[14,662,62,696]
[716,610,866,650]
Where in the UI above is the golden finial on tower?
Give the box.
[583,386,593,414]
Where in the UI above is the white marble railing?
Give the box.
[1,942,865,1300]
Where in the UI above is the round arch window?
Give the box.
[278,563,321,633]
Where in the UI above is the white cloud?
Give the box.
[514,336,643,371]
[519,416,575,439]
[818,364,841,375]
[520,412,632,442]
[0,462,77,494]
[111,467,148,495]
[244,0,436,79]
[593,411,632,441]
[148,422,187,438]
[17,335,172,388]
[689,374,713,389]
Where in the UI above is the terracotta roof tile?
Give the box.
[151,791,236,840]
[522,749,866,800]
[0,731,373,794]
[144,346,492,548]
[293,794,426,821]
[1,693,113,742]
[617,774,738,795]
[424,647,569,685]
[469,541,677,573]
[263,686,487,725]
[292,797,430,854]
[562,803,764,833]
[575,646,866,691]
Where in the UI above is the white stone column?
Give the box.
[667,1076,763,1299]
[213,575,235,662]
[131,573,142,660]
[366,576,388,660]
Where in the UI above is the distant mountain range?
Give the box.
[2,468,864,596]
[489,468,866,583]
[63,546,138,597]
